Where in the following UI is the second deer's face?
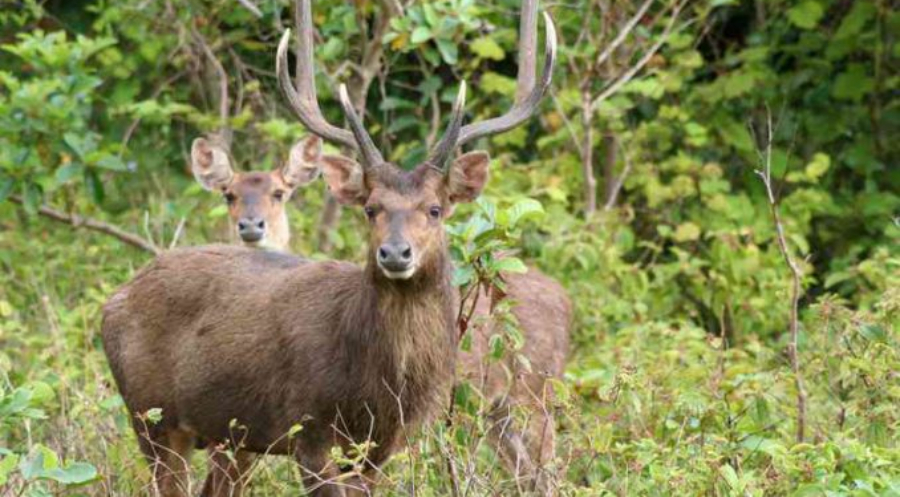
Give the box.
[222,172,290,248]
[191,136,323,251]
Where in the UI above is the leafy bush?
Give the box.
[0,0,897,495]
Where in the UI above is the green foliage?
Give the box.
[0,30,121,209]
[0,0,897,495]
[0,381,99,494]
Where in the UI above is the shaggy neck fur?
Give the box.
[334,235,457,452]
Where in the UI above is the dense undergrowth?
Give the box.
[1,0,898,495]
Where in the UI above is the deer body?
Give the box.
[103,246,456,461]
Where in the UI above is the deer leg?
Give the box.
[295,451,347,497]
[135,424,196,497]
[489,411,537,492]
[200,446,255,497]
[522,406,557,496]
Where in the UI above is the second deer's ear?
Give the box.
[280,136,323,188]
[320,155,367,205]
[446,151,490,204]
[191,138,234,191]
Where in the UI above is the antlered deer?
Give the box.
[102,1,557,496]
[192,133,570,492]
[193,133,570,492]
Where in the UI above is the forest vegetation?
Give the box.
[0,0,897,495]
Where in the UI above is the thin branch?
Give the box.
[235,0,263,18]
[9,196,159,255]
[595,0,655,67]
[753,108,807,443]
[603,141,634,211]
[191,26,231,145]
[591,0,688,112]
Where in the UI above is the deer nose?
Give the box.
[237,217,266,243]
[377,242,413,272]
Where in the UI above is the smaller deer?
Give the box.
[190,135,323,250]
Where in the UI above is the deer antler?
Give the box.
[337,84,385,167]
[275,0,356,151]
[456,5,557,148]
[277,0,557,172]
[425,0,557,169]
[426,82,467,172]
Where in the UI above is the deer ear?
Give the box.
[191,138,234,191]
[446,151,490,204]
[280,136,322,188]
[320,155,367,205]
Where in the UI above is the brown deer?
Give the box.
[192,133,570,492]
[102,2,557,497]
[190,134,324,250]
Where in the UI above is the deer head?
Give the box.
[276,0,556,279]
[190,136,323,250]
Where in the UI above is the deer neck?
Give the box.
[346,244,457,422]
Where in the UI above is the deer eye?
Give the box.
[223,193,236,205]
[428,206,442,219]
[273,190,285,201]
[364,206,376,220]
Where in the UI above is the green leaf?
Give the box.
[84,168,105,204]
[480,72,516,95]
[804,153,830,180]
[470,37,504,61]
[288,424,303,437]
[410,26,433,44]
[493,257,528,274]
[673,222,701,242]
[0,177,14,203]
[44,462,98,485]
[787,1,824,30]
[94,155,127,172]
[0,453,18,486]
[55,163,84,185]
[832,63,874,101]
[488,334,505,359]
[506,198,544,227]
[452,266,475,287]
[63,133,97,160]
[27,382,54,406]
[435,38,458,64]
[145,407,163,424]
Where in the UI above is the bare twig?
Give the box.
[753,108,807,443]
[603,141,634,211]
[9,196,159,254]
[595,0,655,67]
[581,91,597,216]
[590,0,688,111]
[191,26,231,145]
[235,0,263,18]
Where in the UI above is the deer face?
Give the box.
[191,136,323,250]
[273,0,556,272]
[322,152,489,280]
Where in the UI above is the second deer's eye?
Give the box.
[364,206,376,220]
[224,193,236,205]
[273,190,285,201]
[428,206,442,219]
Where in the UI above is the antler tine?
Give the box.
[338,84,385,167]
[426,81,468,173]
[276,0,356,150]
[457,5,557,147]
